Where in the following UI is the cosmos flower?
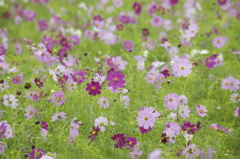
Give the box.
[86,81,102,96]
[110,134,126,149]
[94,116,108,132]
[113,0,123,8]
[51,112,67,122]
[123,40,134,52]
[181,121,198,134]
[130,149,143,158]
[221,76,240,92]
[3,94,18,109]
[25,106,37,120]
[172,58,192,77]
[196,105,208,117]
[12,74,23,84]
[164,93,180,110]
[126,137,137,150]
[148,149,163,159]
[98,97,110,108]
[107,71,126,90]
[132,2,142,15]
[136,107,160,129]
[88,126,100,141]
[29,148,45,159]
[50,91,66,106]
[212,36,228,48]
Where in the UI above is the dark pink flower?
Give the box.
[86,81,102,96]
[107,71,126,90]
[132,2,142,15]
[24,10,36,22]
[0,45,6,56]
[110,134,126,149]
[29,148,45,159]
[170,0,178,5]
[12,74,23,84]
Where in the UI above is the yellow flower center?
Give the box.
[129,141,133,145]
[200,109,204,113]
[181,66,185,70]
[114,78,118,82]
[148,77,153,80]
[91,86,96,90]
[29,111,33,115]
[144,117,148,120]
[225,82,229,85]
[92,131,96,135]
[169,98,173,102]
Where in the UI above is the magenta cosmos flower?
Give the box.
[212,36,228,48]
[12,74,23,84]
[86,81,102,96]
[29,148,45,159]
[196,105,208,117]
[110,133,126,149]
[107,71,126,90]
[123,40,134,52]
[132,2,142,15]
[181,121,197,134]
[50,91,66,106]
[164,93,180,110]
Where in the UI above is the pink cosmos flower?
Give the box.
[86,81,102,96]
[136,107,160,129]
[164,93,180,110]
[0,81,10,92]
[148,149,163,159]
[94,116,108,132]
[51,112,67,121]
[182,144,199,159]
[50,91,66,106]
[98,97,110,108]
[12,74,23,84]
[0,45,6,55]
[221,76,240,92]
[123,40,134,52]
[130,149,143,158]
[3,94,18,109]
[210,124,218,131]
[24,106,37,120]
[0,142,7,154]
[234,107,240,118]
[212,36,228,48]
[151,16,163,27]
[70,119,81,138]
[185,23,199,38]
[179,105,191,119]
[172,59,192,77]
[24,10,36,22]
[196,105,208,117]
[69,35,81,45]
[93,73,106,84]
[107,71,126,90]
[113,0,123,8]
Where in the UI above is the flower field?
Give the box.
[0,0,240,158]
